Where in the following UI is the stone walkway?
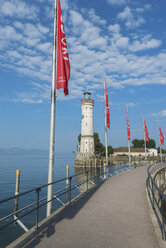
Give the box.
[25,166,159,248]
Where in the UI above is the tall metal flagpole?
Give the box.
[143,117,147,162]
[104,79,108,168]
[126,105,131,166]
[128,139,131,166]
[159,125,162,163]
[47,0,57,217]
[160,146,162,163]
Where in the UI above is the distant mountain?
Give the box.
[0,148,48,156]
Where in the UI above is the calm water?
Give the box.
[0,154,128,247]
[0,153,76,247]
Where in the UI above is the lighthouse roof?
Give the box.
[83,92,91,100]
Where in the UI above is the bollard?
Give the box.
[100,159,102,167]
[14,169,20,226]
[89,159,91,168]
[66,165,69,203]
[104,163,107,180]
[14,169,20,213]
[95,158,97,168]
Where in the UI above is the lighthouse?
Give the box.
[80,92,95,158]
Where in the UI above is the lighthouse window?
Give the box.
[86,141,87,144]
[86,122,87,126]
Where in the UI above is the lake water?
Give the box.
[0,153,76,247]
[0,154,127,247]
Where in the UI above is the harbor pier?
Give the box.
[7,164,166,248]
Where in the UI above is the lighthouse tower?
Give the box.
[80,92,95,158]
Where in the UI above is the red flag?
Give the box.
[144,119,149,142]
[57,0,70,96]
[159,126,164,145]
[126,106,130,140]
[104,81,110,129]
[77,145,80,152]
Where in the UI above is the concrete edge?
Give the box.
[6,181,103,248]
[146,188,166,248]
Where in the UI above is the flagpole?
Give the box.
[160,145,162,163]
[143,117,147,162]
[47,0,57,217]
[104,79,108,168]
[159,125,162,163]
[128,139,131,166]
[126,105,131,166]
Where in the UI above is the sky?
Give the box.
[0,0,166,153]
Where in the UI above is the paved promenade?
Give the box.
[25,166,159,248]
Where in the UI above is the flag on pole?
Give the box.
[126,105,130,140]
[159,126,164,145]
[57,0,70,96]
[144,119,149,142]
[104,81,110,129]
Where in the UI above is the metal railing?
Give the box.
[146,163,166,240]
[0,165,131,244]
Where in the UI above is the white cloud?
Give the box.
[70,10,84,26]
[144,4,151,10]
[12,92,43,104]
[87,9,106,25]
[37,42,52,53]
[0,0,38,19]
[116,37,129,49]
[107,0,126,5]
[0,25,22,41]
[117,7,145,29]
[127,102,136,107]
[118,7,131,20]
[150,110,166,117]
[108,24,120,33]
[126,17,145,29]
[129,38,162,52]
[136,8,144,13]
[0,1,165,103]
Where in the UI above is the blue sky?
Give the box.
[0,0,166,152]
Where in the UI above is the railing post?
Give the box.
[161,197,166,240]
[36,188,40,230]
[86,171,88,191]
[69,177,72,203]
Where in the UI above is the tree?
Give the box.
[146,139,156,148]
[78,134,81,144]
[95,142,105,155]
[132,139,144,148]
[108,145,114,155]
[77,132,113,155]
[94,132,100,149]
[132,138,156,148]
[157,147,166,154]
